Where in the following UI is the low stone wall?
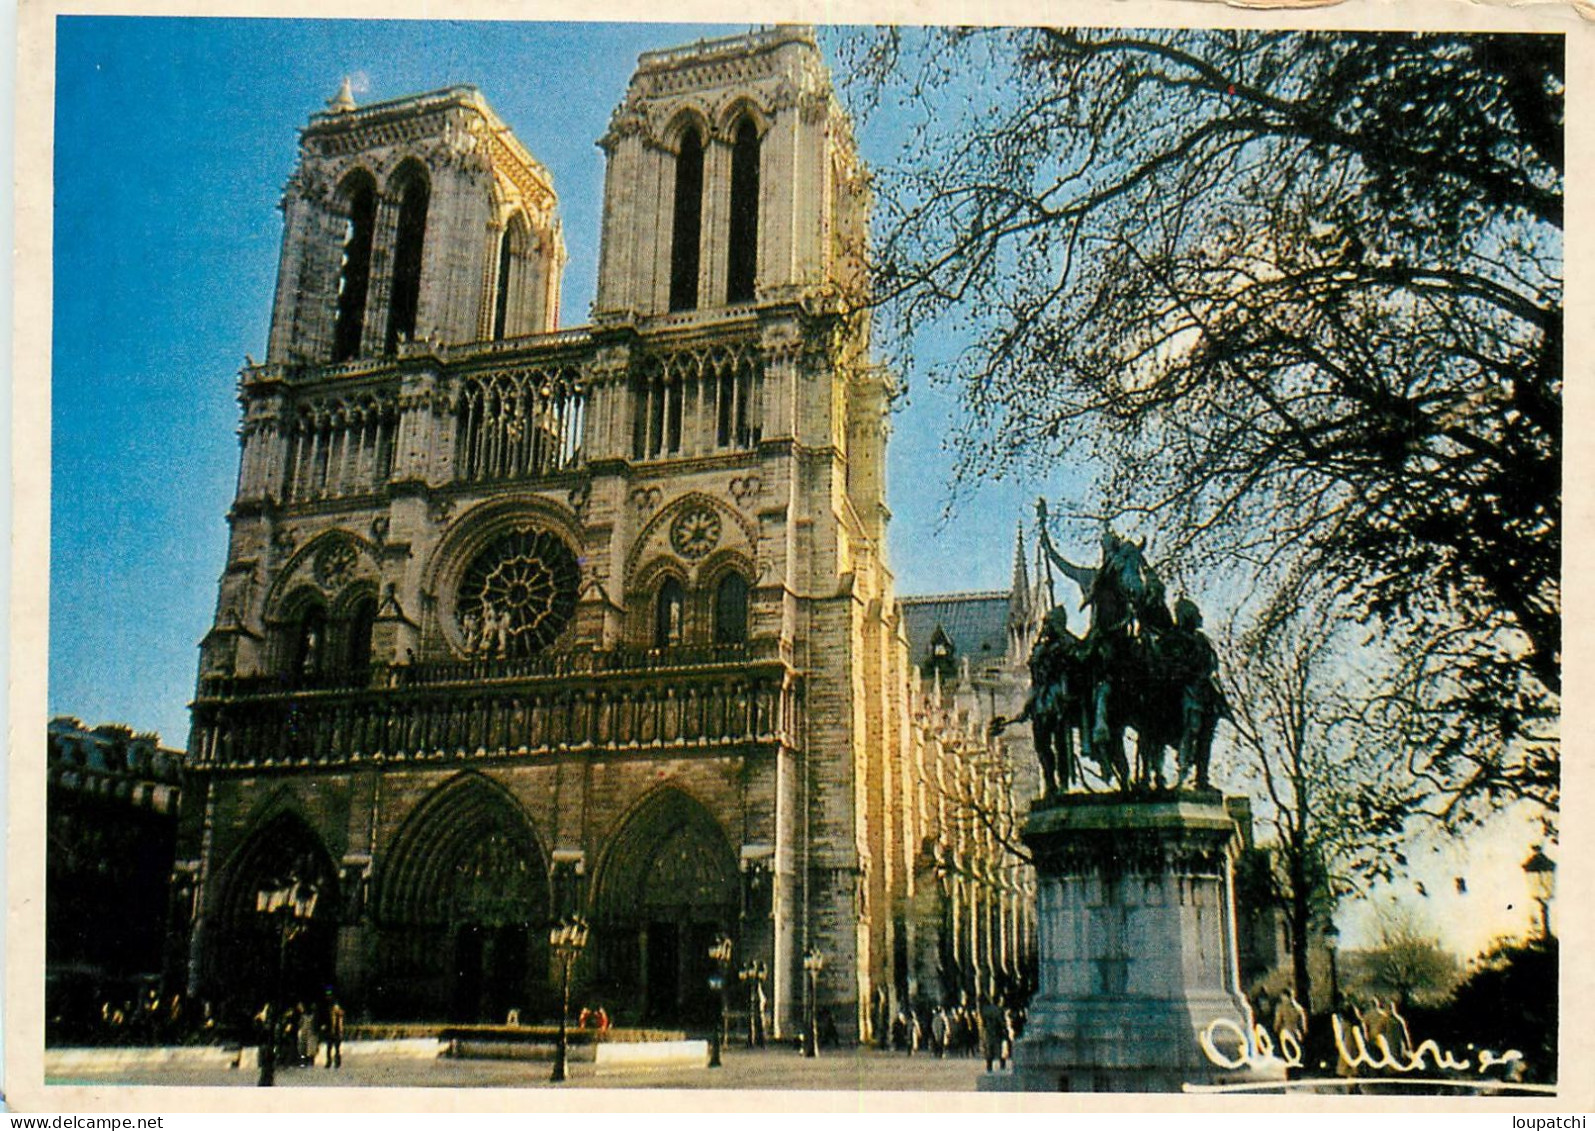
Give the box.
[593,1041,708,1074]
[46,1039,441,1074]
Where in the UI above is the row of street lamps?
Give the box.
[258,887,821,1085]
[542,919,824,1082]
[259,846,1556,1080]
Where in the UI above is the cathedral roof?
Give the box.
[899,591,1011,674]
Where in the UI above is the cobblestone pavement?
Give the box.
[48,1044,1004,1093]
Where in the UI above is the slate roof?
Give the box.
[900,591,1012,673]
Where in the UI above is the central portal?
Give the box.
[452,923,529,1023]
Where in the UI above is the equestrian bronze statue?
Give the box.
[991,499,1231,799]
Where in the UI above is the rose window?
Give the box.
[669,504,722,561]
[314,540,359,590]
[455,528,579,658]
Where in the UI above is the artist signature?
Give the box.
[1199,1015,1525,1076]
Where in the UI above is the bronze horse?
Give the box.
[1001,517,1229,798]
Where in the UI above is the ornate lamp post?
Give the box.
[548,917,589,1084]
[1322,919,1341,1014]
[802,948,824,1058]
[1522,846,1556,940]
[706,935,733,1068]
[738,961,767,1047]
[255,875,320,1087]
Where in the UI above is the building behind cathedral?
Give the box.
[174,27,1036,1038]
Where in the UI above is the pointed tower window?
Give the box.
[668,127,704,312]
[726,119,760,304]
[492,213,532,342]
[493,227,515,341]
[344,595,378,675]
[332,173,377,362]
[386,164,430,352]
[713,573,749,645]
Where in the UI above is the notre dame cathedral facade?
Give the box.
[174,26,1033,1037]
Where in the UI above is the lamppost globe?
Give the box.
[1522,846,1556,940]
[548,916,590,1084]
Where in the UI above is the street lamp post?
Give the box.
[707,935,733,1069]
[738,961,767,1047]
[1522,846,1557,940]
[1323,920,1341,1014]
[548,917,589,1084]
[254,876,320,1087]
[802,948,824,1058]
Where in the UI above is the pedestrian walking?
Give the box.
[753,968,768,1048]
[255,1003,276,1087]
[323,997,344,1069]
[1272,988,1308,1052]
[931,1007,950,1058]
[979,997,1006,1072]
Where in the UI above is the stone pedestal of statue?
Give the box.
[982,791,1281,1093]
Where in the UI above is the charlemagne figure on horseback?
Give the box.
[992,498,1232,798]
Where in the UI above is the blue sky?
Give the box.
[49,17,1064,750]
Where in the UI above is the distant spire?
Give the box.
[1007,522,1031,627]
[327,76,357,113]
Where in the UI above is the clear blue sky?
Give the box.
[49,17,1067,749]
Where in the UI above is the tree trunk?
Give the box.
[1289,852,1313,1011]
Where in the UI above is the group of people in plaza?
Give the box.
[1254,986,1422,1082]
[253,993,345,1085]
[994,501,1230,798]
[869,990,1025,1071]
[47,986,221,1048]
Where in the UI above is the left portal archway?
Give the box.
[374,775,549,1022]
[212,812,340,1020]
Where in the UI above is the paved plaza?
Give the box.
[46,1043,1001,1092]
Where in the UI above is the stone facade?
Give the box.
[176,27,1028,1037]
[47,718,185,1039]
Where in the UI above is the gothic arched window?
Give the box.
[726,119,760,304]
[492,213,533,342]
[386,165,430,353]
[668,127,704,313]
[655,577,686,649]
[493,227,515,341]
[713,573,749,645]
[332,173,377,362]
[344,595,377,673]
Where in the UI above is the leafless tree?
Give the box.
[837,27,1561,827]
[1223,588,1427,1010]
